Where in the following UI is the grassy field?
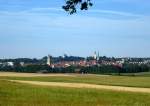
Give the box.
[1,73,150,106]
[1,80,150,106]
[1,74,150,88]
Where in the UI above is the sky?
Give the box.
[0,0,150,58]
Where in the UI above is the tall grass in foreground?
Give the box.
[0,80,150,106]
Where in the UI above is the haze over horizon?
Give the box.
[0,0,150,58]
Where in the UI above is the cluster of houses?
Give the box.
[47,53,150,68]
[48,59,124,68]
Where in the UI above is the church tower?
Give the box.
[97,52,100,61]
[47,55,51,66]
[94,51,97,60]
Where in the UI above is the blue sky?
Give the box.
[0,0,150,58]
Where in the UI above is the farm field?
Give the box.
[1,72,150,88]
[1,72,150,106]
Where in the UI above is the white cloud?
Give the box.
[88,9,143,18]
[29,7,63,12]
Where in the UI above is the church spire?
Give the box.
[94,51,97,60]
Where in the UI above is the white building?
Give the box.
[7,62,14,66]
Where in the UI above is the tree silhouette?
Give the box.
[62,0,93,14]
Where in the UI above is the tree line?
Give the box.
[0,64,150,75]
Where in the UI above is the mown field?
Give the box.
[1,74,150,88]
[1,80,150,106]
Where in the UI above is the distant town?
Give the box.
[0,52,150,74]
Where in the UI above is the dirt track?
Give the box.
[9,80,150,93]
[1,72,150,93]
[0,72,75,77]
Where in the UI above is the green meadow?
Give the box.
[1,80,150,106]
